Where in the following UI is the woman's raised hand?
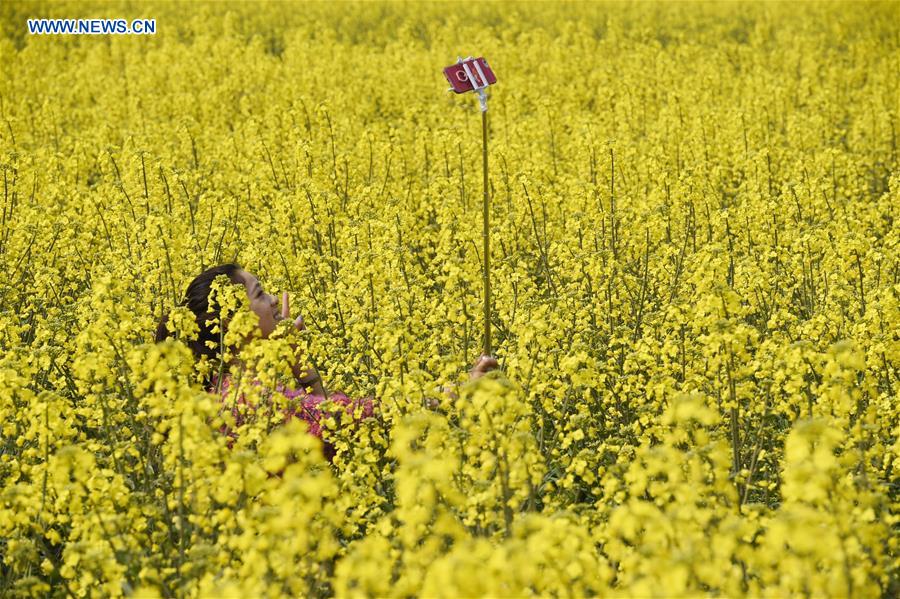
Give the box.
[280,291,306,331]
[280,291,325,395]
[433,354,502,407]
[469,354,500,380]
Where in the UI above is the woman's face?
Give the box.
[236,269,282,338]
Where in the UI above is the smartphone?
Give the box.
[443,57,496,94]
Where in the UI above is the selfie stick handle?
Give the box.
[481,101,491,357]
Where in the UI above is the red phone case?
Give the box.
[443,57,496,94]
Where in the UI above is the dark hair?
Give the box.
[155,263,244,388]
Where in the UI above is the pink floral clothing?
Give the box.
[209,373,375,461]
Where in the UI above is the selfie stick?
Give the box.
[445,56,494,357]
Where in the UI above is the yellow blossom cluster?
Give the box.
[1,1,898,596]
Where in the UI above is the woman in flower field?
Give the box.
[155,264,499,458]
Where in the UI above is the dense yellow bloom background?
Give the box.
[1,0,898,596]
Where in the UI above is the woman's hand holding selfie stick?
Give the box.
[279,291,327,397]
[276,291,500,404]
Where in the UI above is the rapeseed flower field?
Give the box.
[1,1,898,596]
